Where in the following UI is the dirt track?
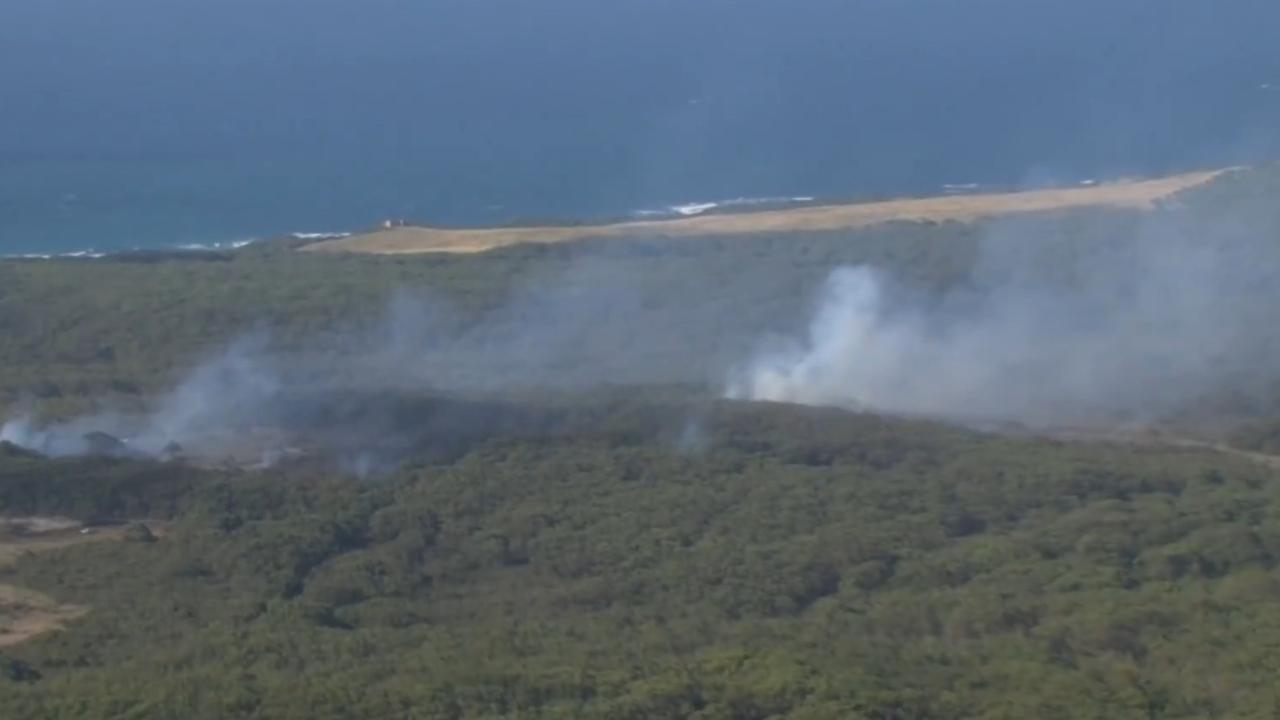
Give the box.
[0,583,86,648]
[1030,424,1280,472]
[0,517,141,648]
[303,169,1231,255]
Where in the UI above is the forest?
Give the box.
[3,166,1280,718]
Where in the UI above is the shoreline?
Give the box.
[1,169,1236,262]
[0,235,343,263]
[302,169,1233,256]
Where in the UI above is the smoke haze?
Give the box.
[0,257,726,466]
[6,176,1280,465]
[729,199,1280,425]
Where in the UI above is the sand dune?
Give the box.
[303,169,1231,255]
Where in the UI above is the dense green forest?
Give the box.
[5,400,1280,719]
[3,167,1280,718]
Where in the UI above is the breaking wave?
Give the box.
[632,195,818,219]
[2,249,108,260]
[175,239,258,251]
[290,232,352,240]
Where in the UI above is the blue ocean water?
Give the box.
[2,0,1279,256]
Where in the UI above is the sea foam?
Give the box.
[290,232,352,240]
[634,195,818,219]
[175,239,257,252]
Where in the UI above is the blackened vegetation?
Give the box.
[0,656,41,683]
[0,451,204,521]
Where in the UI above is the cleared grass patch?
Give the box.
[304,169,1231,255]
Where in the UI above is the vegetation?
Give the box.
[4,166,1278,422]
[0,218,986,414]
[1,166,1280,717]
[1,400,1279,718]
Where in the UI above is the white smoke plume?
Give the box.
[0,335,281,459]
[0,257,705,465]
[6,191,1280,465]
[728,208,1280,426]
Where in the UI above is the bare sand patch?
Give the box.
[0,517,162,648]
[303,169,1231,256]
[0,583,87,648]
[0,517,126,570]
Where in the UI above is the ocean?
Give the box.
[3,0,1279,257]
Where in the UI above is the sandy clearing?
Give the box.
[0,583,87,648]
[1009,425,1280,472]
[0,517,163,648]
[1,517,79,535]
[1161,438,1280,471]
[0,518,129,571]
[303,169,1232,255]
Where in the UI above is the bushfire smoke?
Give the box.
[5,179,1280,467]
[0,257,724,468]
[729,199,1280,425]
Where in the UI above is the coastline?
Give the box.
[1,170,1235,262]
[1,235,344,262]
[302,169,1232,256]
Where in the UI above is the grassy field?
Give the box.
[303,169,1230,255]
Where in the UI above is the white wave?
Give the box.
[5,239,257,261]
[635,195,818,219]
[290,232,351,240]
[672,202,720,216]
[943,183,981,193]
[175,239,257,251]
[717,195,817,208]
[3,249,106,260]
